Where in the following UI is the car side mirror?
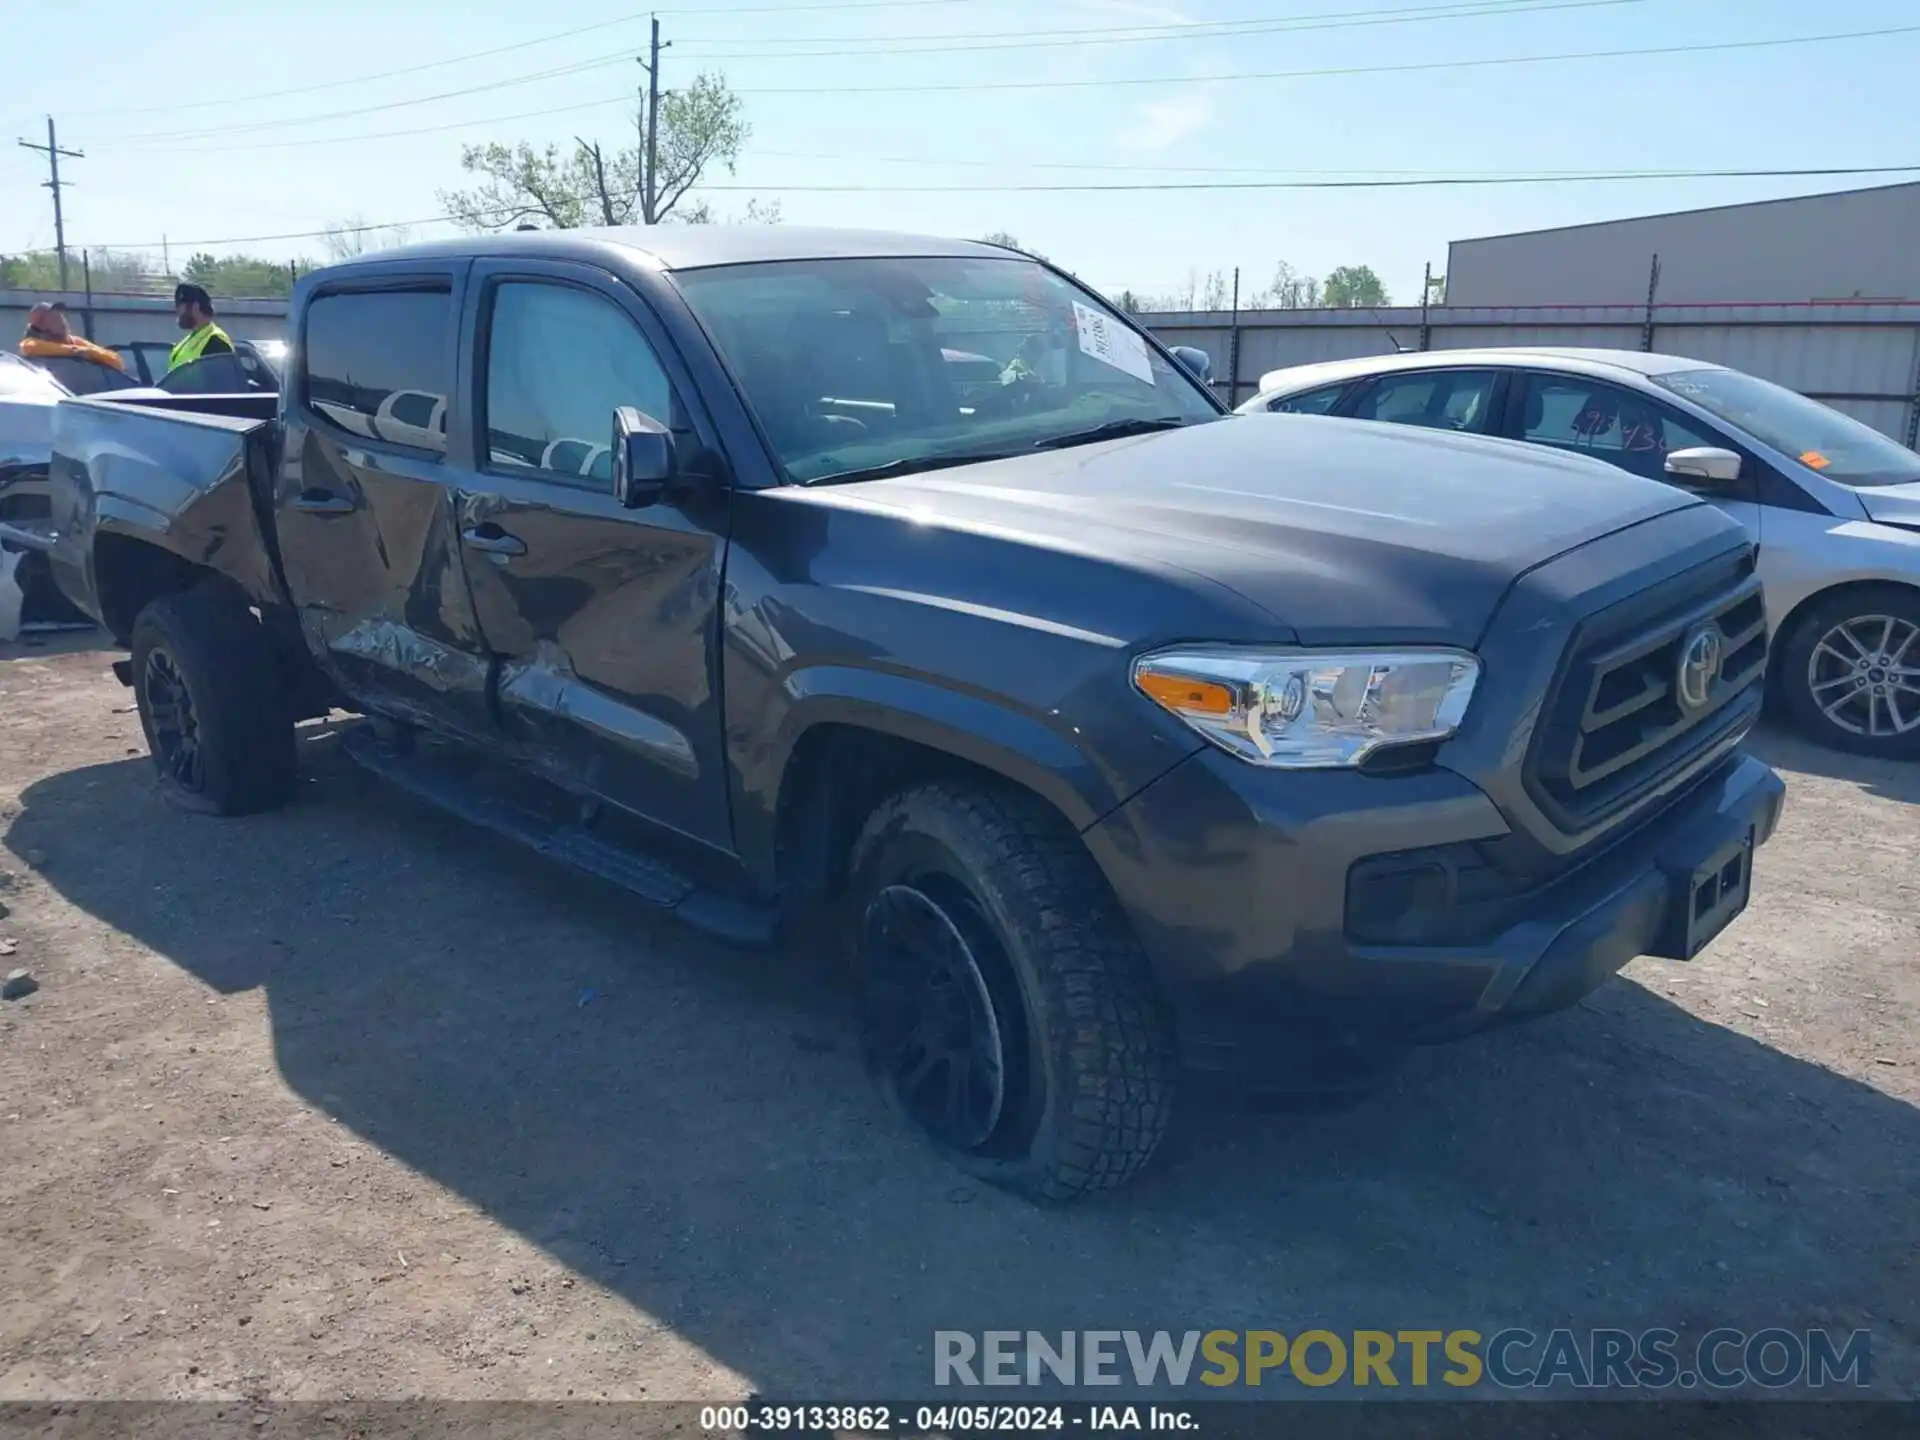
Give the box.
[1168,345,1213,384]
[1665,446,1743,488]
[612,405,675,508]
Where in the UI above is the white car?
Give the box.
[1238,347,1920,757]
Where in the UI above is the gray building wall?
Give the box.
[1446,182,1920,308]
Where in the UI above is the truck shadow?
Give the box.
[8,740,1918,1397]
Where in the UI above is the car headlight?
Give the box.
[1132,647,1480,769]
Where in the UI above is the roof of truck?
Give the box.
[320,226,1013,276]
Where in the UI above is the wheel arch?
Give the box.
[93,531,216,643]
[758,672,1132,908]
[1770,575,1920,680]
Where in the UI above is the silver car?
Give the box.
[1239,347,1920,758]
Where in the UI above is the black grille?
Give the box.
[1526,550,1767,832]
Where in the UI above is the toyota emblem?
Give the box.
[1676,625,1723,713]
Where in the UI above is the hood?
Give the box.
[831,414,1707,646]
[1855,480,1920,530]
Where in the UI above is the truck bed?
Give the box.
[48,392,286,637]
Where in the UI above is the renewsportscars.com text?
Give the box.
[933,1328,1870,1391]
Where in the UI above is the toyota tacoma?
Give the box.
[45,227,1785,1200]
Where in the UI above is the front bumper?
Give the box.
[1083,746,1785,1072]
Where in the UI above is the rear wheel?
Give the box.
[1777,586,1920,759]
[130,587,296,815]
[849,780,1176,1202]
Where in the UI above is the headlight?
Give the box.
[1132,647,1480,769]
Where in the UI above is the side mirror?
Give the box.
[1665,446,1743,488]
[1168,345,1213,384]
[612,405,675,508]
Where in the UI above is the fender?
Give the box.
[50,395,288,627]
[733,661,1194,888]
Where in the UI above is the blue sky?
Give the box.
[4,0,1918,302]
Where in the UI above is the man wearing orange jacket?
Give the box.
[18,301,125,374]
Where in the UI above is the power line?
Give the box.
[90,20,1920,154]
[687,164,1920,192]
[44,0,996,122]
[73,164,1920,252]
[57,15,653,121]
[671,0,1577,46]
[724,21,1920,92]
[84,0,1645,149]
[86,54,635,144]
[109,98,633,155]
[673,0,1649,59]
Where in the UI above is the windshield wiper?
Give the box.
[803,450,1022,486]
[1031,416,1190,451]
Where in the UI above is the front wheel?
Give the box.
[130,587,297,815]
[849,781,1177,1202]
[1776,586,1920,759]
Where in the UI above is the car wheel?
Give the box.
[130,587,297,815]
[849,780,1176,1202]
[1777,585,1920,759]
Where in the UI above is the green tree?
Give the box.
[1,247,168,294]
[1322,264,1390,308]
[181,252,308,299]
[440,72,754,231]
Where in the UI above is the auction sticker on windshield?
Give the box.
[1072,301,1155,385]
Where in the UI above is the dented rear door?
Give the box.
[275,264,498,742]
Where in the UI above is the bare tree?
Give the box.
[321,216,414,261]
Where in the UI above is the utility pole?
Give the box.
[637,16,670,224]
[17,116,83,290]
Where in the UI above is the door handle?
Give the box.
[460,524,528,558]
[291,489,356,516]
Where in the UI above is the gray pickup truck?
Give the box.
[46,227,1785,1201]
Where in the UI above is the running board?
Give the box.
[340,726,778,947]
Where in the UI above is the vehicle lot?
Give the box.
[1,633,1916,1401]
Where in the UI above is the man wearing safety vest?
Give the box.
[168,283,235,373]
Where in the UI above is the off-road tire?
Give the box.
[1775,585,1920,760]
[849,780,1176,1202]
[130,587,297,815]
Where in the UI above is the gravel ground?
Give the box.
[1,631,1915,1403]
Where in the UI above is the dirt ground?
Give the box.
[1,631,1915,1403]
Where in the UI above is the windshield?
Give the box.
[1653,367,1920,488]
[672,255,1220,483]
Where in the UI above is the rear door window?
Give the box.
[1350,370,1498,433]
[1266,382,1348,415]
[302,288,452,455]
[1516,373,1720,483]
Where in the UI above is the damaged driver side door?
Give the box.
[451,261,735,853]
